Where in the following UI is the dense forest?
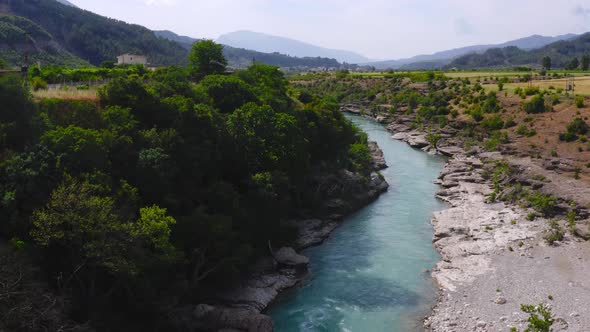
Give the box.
[0,14,87,66]
[0,41,373,330]
[450,33,590,69]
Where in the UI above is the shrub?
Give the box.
[527,192,557,216]
[523,95,548,114]
[521,303,554,332]
[559,118,589,142]
[481,115,504,131]
[575,96,585,108]
[515,125,536,137]
[31,76,48,91]
[544,220,565,245]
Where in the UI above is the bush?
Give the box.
[515,125,537,137]
[575,96,585,108]
[523,95,549,114]
[527,191,557,216]
[31,76,47,91]
[521,303,554,332]
[481,114,504,131]
[545,220,565,245]
[559,118,589,142]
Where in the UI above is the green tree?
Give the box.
[188,39,227,80]
[541,56,552,71]
[40,126,111,174]
[0,75,36,150]
[197,75,257,113]
[566,57,580,70]
[582,55,590,71]
[131,205,176,254]
[227,103,307,174]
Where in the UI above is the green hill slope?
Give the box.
[0,14,86,66]
[1,0,188,65]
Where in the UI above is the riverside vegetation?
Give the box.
[295,69,590,331]
[0,41,377,331]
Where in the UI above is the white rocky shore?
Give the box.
[381,113,590,332]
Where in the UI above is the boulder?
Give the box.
[274,247,309,267]
[407,134,429,148]
[574,222,590,241]
[368,141,387,170]
[171,305,273,332]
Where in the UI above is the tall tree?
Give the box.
[582,55,590,71]
[541,56,552,71]
[188,40,227,80]
[566,57,580,70]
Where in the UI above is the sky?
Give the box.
[69,0,590,60]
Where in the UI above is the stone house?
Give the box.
[116,54,148,66]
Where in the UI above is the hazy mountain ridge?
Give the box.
[449,33,590,69]
[217,30,370,64]
[365,33,579,70]
[154,30,344,69]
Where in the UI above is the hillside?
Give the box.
[0,14,86,66]
[217,30,370,64]
[1,0,188,65]
[155,30,344,69]
[449,33,590,69]
[366,33,579,70]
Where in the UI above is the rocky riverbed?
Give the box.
[343,104,590,332]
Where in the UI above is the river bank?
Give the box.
[171,144,389,331]
[345,105,590,331]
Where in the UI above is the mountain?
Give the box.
[449,33,590,69]
[217,30,370,64]
[0,0,188,66]
[0,1,345,70]
[365,33,579,70]
[55,0,76,7]
[155,30,344,69]
[0,14,86,66]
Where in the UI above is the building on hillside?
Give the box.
[116,54,148,66]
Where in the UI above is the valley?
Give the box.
[2,0,590,331]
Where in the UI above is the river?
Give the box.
[268,115,448,331]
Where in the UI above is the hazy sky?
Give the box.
[69,0,590,60]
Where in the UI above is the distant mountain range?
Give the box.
[0,0,345,70]
[216,30,370,64]
[365,33,579,70]
[154,30,342,69]
[449,33,590,69]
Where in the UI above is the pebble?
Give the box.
[570,312,580,317]
[494,296,507,305]
[476,320,487,328]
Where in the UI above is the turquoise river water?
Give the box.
[268,115,448,332]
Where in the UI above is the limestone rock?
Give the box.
[274,247,309,267]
